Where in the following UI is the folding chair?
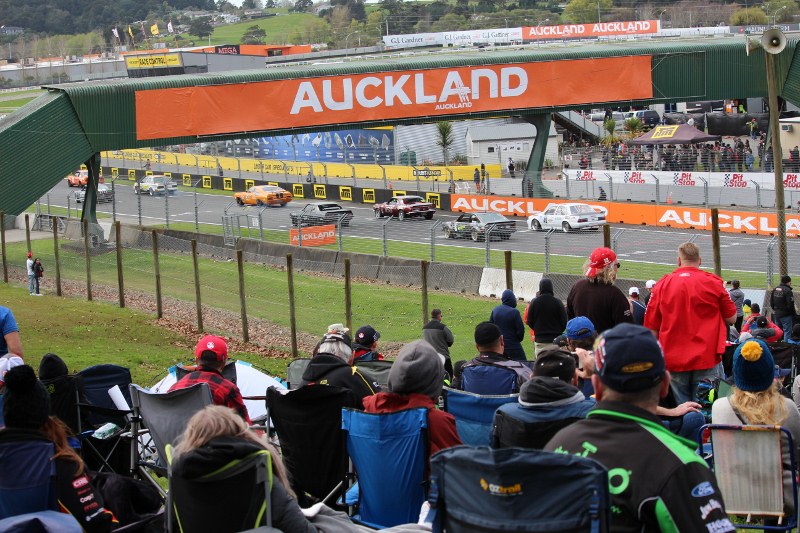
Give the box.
[443,387,518,447]
[0,439,57,520]
[128,383,212,495]
[459,362,530,395]
[166,443,278,533]
[342,407,429,529]
[40,374,88,436]
[428,445,610,532]
[286,358,311,389]
[77,364,133,427]
[699,424,798,531]
[356,360,393,390]
[0,510,83,532]
[266,385,357,506]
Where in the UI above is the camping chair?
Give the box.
[342,407,429,529]
[128,383,212,496]
[356,360,393,389]
[166,444,279,533]
[0,440,57,520]
[443,387,518,447]
[0,510,83,532]
[699,424,798,531]
[266,385,357,507]
[459,362,529,395]
[40,374,88,436]
[286,358,311,389]
[427,446,610,532]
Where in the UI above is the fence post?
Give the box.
[344,258,352,332]
[25,214,31,253]
[165,186,170,230]
[382,217,390,257]
[152,230,162,319]
[83,219,92,302]
[504,251,513,291]
[52,217,61,296]
[697,176,709,208]
[563,170,570,199]
[136,176,142,226]
[711,208,722,278]
[287,254,298,357]
[192,239,203,332]
[421,260,429,327]
[115,221,125,308]
[430,220,442,262]
[544,229,554,273]
[0,212,6,283]
[611,228,625,253]
[767,236,777,288]
[237,249,249,343]
[751,181,761,213]
[652,175,660,205]
[603,224,611,248]
[484,226,492,267]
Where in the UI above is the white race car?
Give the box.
[527,203,608,233]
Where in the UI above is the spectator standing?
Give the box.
[143,158,151,171]
[597,186,607,201]
[32,257,44,296]
[643,279,656,305]
[473,168,480,192]
[26,251,35,296]
[169,335,251,424]
[525,278,567,357]
[771,275,795,341]
[300,330,379,404]
[628,287,647,325]
[351,325,383,363]
[490,289,527,361]
[545,324,734,532]
[567,247,632,333]
[644,243,736,404]
[422,309,455,377]
[451,322,532,394]
[507,158,516,178]
[728,280,745,332]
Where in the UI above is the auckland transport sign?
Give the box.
[135,56,651,140]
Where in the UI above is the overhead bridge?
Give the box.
[2,35,800,217]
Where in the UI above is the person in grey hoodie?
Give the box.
[728,280,745,332]
[491,348,595,449]
[422,308,455,377]
[490,289,527,361]
[525,278,568,358]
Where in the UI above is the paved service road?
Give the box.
[42,180,795,275]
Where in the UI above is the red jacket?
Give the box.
[362,392,461,457]
[742,313,783,343]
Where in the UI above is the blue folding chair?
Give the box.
[0,439,57,520]
[443,387,518,446]
[0,510,83,532]
[341,407,428,529]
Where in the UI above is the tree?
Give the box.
[563,0,612,23]
[242,0,263,8]
[241,25,267,44]
[436,121,454,165]
[729,7,767,26]
[763,0,799,23]
[291,0,313,12]
[189,17,214,40]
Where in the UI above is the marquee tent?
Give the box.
[628,124,721,145]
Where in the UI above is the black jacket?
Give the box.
[525,279,567,344]
[772,283,795,318]
[567,279,632,333]
[422,319,455,358]
[545,401,734,533]
[300,353,379,403]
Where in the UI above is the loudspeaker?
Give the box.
[761,28,787,55]
[745,37,761,56]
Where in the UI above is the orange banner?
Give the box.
[289,224,337,246]
[450,195,799,236]
[523,20,658,41]
[135,56,652,140]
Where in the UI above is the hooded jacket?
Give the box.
[170,436,315,533]
[300,353,379,403]
[38,353,90,435]
[525,279,568,344]
[422,320,455,358]
[490,289,527,361]
[491,376,595,449]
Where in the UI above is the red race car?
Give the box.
[373,195,435,221]
[66,169,105,187]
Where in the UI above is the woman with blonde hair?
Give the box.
[712,339,800,514]
[566,247,632,333]
[172,405,317,532]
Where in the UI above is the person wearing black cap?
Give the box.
[0,365,117,532]
[451,322,532,394]
[363,340,461,458]
[771,275,796,342]
[300,330,380,403]
[351,325,384,364]
[545,324,734,532]
[749,315,782,343]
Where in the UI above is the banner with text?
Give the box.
[523,20,658,41]
[563,169,793,190]
[289,224,337,246]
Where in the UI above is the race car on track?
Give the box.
[75,184,114,203]
[527,203,607,233]
[290,202,354,227]
[234,185,292,207]
[443,212,517,241]
[133,175,178,196]
[373,195,435,220]
[66,169,104,187]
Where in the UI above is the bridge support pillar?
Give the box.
[80,152,101,225]
[522,114,553,199]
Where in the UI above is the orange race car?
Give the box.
[234,185,292,207]
[66,169,105,187]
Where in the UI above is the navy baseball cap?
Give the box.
[594,324,665,393]
[566,316,596,340]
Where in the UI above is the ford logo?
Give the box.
[691,482,714,498]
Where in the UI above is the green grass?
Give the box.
[195,12,321,46]
[0,97,39,112]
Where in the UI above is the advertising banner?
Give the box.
[522,20,658,41]
[289,224,337,246]
[135,56,652,140]
[254,128,394,164]
[562,169,788,189]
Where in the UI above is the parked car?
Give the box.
[75,184,114,203]
[290,202,353,227]
[634,110,660,128]
[234,185,292,207]
[443,212,517,241]
[373,195,435,220]
[527,203,607,233]
[133,175,177,196]
[66,169,104,187]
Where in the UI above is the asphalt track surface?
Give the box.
[43,180,798,276]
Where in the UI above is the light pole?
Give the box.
[658,10,666,30]
[344,31,360,55]
[597,0,601,22]
[772,6,787,26]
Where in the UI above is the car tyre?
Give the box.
[374,209,382,218]
[424,212,433,220]
[532,220,542,231]
[471,229,481,242]
[236,197,244,206]
[562,222,571,233]
[444,227,454,239]
[398,211,405,221]
[149,188,154,196]
[257,200,264,207]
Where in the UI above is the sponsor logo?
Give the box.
[691,481,715,498]
[673,173,696,186]
[479,478,523,496]
[784,174,800,189]
[651,126,679,139]
[623,171,645,184]
[72,476,90,489]
[724,173,748,188]
[705,518,736,532]
[575,171,596,181]
[700,499,722,520]
[290,224,337,246]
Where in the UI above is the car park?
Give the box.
[373,195,435,220]
[133,175,177,196]
[66,169,104,187]
[290,202,354,227]
[234,185,292,207]
[75,184,114,203]
[443,212,517,241]
[527,203,607,233]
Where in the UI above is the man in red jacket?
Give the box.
[362,340,461,458]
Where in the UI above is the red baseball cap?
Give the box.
[27,252,32,258]
[194,335,228,362]
[585,247,617,277]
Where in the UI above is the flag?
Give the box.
[150,23,159,36]
[111,27,119,40]
[167,20,174,34]
[127,25,133,39]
